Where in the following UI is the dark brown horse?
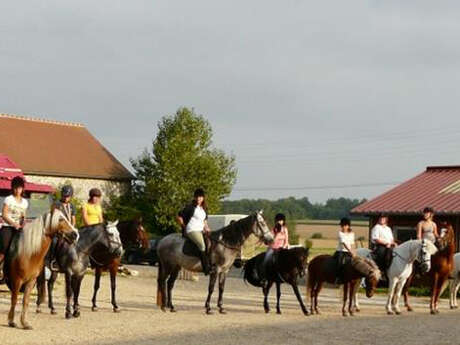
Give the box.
[243,247,310,315]
[4,209,78,329]
[307,254,381,316]
[402,222,455,314]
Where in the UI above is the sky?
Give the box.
[1,1,460,202]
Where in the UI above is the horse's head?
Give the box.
[135,218,150,250]
[437,222,455,251]
[48,209,79,244]
[294,247,310,277]
[418,239,438,274]
[252,210,274,245]
[363,259,381,298]
[103,220,124,257]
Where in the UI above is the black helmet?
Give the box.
[194,188,205,198]
[275,213,286,223]
[89,188,102,198]
[61,185,73,198]
[340,217,351,226]
[11,176,25,191]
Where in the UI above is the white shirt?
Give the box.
[371,224,394,245]
[186,206,206,233]
[3,195,28,225]
[337,231,355,252]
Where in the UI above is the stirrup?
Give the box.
[50,260,60,272]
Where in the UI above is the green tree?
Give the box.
[130,107,237,234]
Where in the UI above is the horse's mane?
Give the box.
[18,215,45,258]
[211,214,255,247]
[351,256,381,281]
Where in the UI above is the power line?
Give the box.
[233,181,401,192]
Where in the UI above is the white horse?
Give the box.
[449,253,460,309]
[353,240,438,315]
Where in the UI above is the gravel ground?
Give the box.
[1,265,459,345]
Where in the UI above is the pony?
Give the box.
[243,247,310,315]
[402,224,455,314]
[4,209,78,329]
[35,222,124,318]
[117,218,149,251]
[353,239,438,315]
[307,254,380,316]
[156,211,274,314]
[449,252,460,309]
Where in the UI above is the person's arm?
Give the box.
[203,219,211,233]
[71,215,76,227]
[416,221,422,240]
[433,222,439,238]
[2,203,20,229]
[99,206,104,224]
[82,205,90,226]
[284,226,289,248]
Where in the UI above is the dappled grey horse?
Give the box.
[156,211,274,314]
[36,222,123,319]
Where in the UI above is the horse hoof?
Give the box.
[73,311,80,318]
[387,311,394,315]
[65,312,72,320]
[219,309,227,315]
[342,311,348,317]
[315,310,321,315]
[264,309,270,314]
[91,307,98,312]
[349,311,355,317]
[36,308,41,314]
[23,324,33,330]
[51,309,57,315]
[395,310,401,315]
[355,308,361,313]
[303,310,310,316]
[161,307,166,313]
[206,309,213,315]
[407,307,413,312]
[170,308,177,313]
[113,307,120,313]
[8,321,17,328]
[276,310,282,315]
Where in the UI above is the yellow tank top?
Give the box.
[83,203,102,225]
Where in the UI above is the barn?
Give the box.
[352,165,460,250]
[0,114,134,201]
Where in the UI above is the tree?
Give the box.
[130,107,237,234]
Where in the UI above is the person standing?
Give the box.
[177,188,211,275]
[82,188,104,226]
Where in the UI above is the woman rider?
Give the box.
[371,214,396,275]
[177,188,211,275]
[261,213,289,284]
[417,207,438,244]
[82,188,104,226]
[0,176,29,282]
[334,217,355,284]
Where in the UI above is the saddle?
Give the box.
[181,233,212,258]
[371,245,394,274]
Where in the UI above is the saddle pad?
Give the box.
[182,238,201,258]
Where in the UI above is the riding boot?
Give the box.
[200,252,210,276]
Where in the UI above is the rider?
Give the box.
[334,217,355,284]
[177,188,211,275]
[0,176,29,282]
[82,188,104,226]
[371,214,396,275]
[417,207,438,244]
[261,213,289,283]
[48,185,77,271]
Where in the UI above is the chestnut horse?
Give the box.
[4,209,78,329]
[307,254,380,316]
[402,223,455,314]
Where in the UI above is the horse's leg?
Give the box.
[352,280,361,312]
[449,279,455,309]
[263,281,273,313]
[342,282,349,317]
[8,280,21,328]
[275,281,282,314]
[48,271,58,315]
[430,274,439,315]
[35,270,45,314]
[110,264,120,312]
[166,267,180,312]
[434,276,445,314]
[403,273,414,312]
[314,282,323,314]
[20,279,36,330]
[348,280,358,316]
[386,277,397,315]
[205,271,218,315]
[392,279,406,315]
[291,281,309,316]
[64,272,73,319]
[91,267,102,312]
[453,278,460,309]
[217,272,227,314]
[72,275,84,318]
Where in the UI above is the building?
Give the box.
[0,114,134,201]
[352,165,460,250]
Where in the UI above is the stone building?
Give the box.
[0,114,134,202]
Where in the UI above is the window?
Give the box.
[394,226,417,243]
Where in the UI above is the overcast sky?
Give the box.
[1,1,460,202]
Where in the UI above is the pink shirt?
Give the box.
[270,226,289,249]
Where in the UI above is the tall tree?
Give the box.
[131,107,237,234]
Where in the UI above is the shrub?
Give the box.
[311,232,323,239]
[304,239,313,249]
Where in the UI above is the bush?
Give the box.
[311,232,323,239]
[304,239,313,249]
[287,219,299,245]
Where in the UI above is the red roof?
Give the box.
[0,155,53,193]
[352,166,460,216]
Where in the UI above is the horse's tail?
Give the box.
[242,256,263,287]
[156,261,163,307]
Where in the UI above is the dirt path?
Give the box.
[0,266,458,345]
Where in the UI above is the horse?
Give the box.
[4,209,78,329]
[35,221,124,318]
[449,253,460,309]
[243,247,310,315]
[307,254,380,316]
[156,211,274,314]
[402,224,456,314]
[117,218,150,252]
[353,239,438,315]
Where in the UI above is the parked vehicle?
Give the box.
[123,239,159,266]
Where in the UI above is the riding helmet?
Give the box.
[89,188,102,198]
[274,213,286,223]
[194,188,205,198]
[61,185,74,198]
[11,176,25,190]
[340,217,351,226]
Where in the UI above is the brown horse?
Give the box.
[4,209,78,329]
[307,254,381,316]
[402,222,455,314]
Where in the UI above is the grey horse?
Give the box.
[36,222,123,319]
[156,210,274,314]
